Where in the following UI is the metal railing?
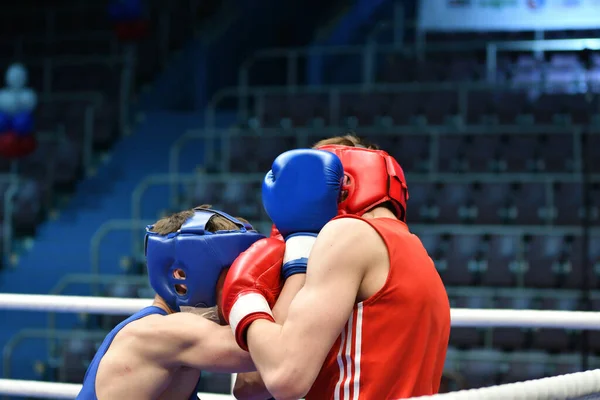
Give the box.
[1,128,83,262]
[47,274,149,355]
[0,55,125,95]
[39,92,104,177]
[409,224,600,237]
[169,125,589,183]
[89,220,154,292]
[445,286,600,300]
[131,167,600,249]
[0,173,20,264]
[130,173,264,255]
[167,128,308,202]
[236,38,600,98]
[2,328,107,389]
[208,81,600,130]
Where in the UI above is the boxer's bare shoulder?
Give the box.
[319,216,390,302]
[95,314,193,400]
[95,313,254,399]
[109,312,254,371]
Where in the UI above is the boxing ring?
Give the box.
[0,293,599,399]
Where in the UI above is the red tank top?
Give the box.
[307,216,450,400]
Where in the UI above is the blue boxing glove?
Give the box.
[262,149,344,280]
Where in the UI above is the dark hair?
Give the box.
[312,133,379,149]
[150,204,249,235]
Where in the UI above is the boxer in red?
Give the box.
[225,135,451,400]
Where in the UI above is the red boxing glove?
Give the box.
[270,224,284,242]
[222,237,285,350]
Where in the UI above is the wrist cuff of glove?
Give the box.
[282,234,316,280]
[282,261,308,280]
[235,312,275,351]
[229,293,274,351]
[283,234,317,264]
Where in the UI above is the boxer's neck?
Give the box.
[152,295,175,314]
[362,206,397,220]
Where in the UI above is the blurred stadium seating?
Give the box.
[0,0,599,395]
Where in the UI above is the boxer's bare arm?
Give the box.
[124,312,256,373]
[245,218,381,400]
[233,274,306,400]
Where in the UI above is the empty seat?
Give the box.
[443,346,460,372]
[449,326,483,349]
[405,182,435,224]
[389,93,421,125]
[532,296,579,352]
[523,235,568,288]
[420,233,450,276]
[589,235,600,289]
[423,91,458,124]
[229,136,260,172]
[562,235,584,289]
[510,182,550,225]
[339,93,378,126]
[414,62,445,82]
[59,337,97,383]
[589,293,600,353]
[493,92,530,124]
[502,352,550,384]
[469,136,501,172]
[461,349,505,388]
[261,95,291,127]
[54,140,81,187]
[13,180,42,234]
[437,183,474,224]
[444,235,485,285]
[589,183,600,225]
[548,94,592,124]
[493,292,535,350]
[289,94,330,126]
[482,234,524,286]
[93,104,118,147]
[502,135,537,172]
[367,135,402,160]
[535,134,574,172]
[255,135,297,172]
[188,180,219,208]
[472,183,511,225]
[467,91,495,124]
[437,136,468,173]
[450,294,494,349]
[552,354,582,376]
[553,182,584,225]
[221,181,262,221]
[395,135,431,173]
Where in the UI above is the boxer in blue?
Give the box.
[77,205,268,400]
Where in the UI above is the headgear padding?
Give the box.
[318,145,409,220]
[145,208,264,311]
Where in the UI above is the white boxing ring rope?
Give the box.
[0,293,599,399]
[2,293,600,330]
[414,370,600,400]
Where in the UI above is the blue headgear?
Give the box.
[145,208,265,311]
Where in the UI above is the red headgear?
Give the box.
[318,145,409,220]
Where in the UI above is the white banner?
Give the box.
[418,0,600,31]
